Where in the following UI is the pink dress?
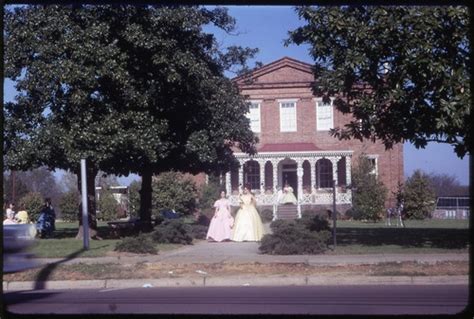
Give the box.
[206,198,234,242]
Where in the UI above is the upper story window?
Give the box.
[279,99,297,132]
[316,98,334,131]
[246,101,261,133]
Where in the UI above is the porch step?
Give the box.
[276,204,298,220]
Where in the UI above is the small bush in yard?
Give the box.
[301,215,331,232]
[190,224,209,240]
[259,219,331,255]
[115,234,158,254]
[259,209,274,223]
[151,219,193,245]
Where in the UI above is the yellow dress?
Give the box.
[16,210,30,224]
[232,194,265,242]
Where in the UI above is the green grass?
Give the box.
[28,222,183,258]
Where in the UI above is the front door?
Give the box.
[282,171,298,198]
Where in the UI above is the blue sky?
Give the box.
[3,5,470,186]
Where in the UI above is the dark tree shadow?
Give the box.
[335,227,469,249]
[33,248,86,290]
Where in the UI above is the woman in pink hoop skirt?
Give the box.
[206,190,234,242]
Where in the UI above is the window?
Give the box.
[316,98,334,131]
[367,155,378,176]
[316,159,333,188]
[279,100,297,132]
[244,161,260,190]
[246,101,261,133]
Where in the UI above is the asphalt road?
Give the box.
[3,285,469,315]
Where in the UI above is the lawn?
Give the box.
[326,219,470,254]
[28,222,182,258]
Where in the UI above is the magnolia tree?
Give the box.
[4,5,258,235]
[288,6,470,158]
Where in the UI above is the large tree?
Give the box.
[288,6,470,158]
[4,5,258,234]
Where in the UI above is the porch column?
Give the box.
[271,159,279,192]
[238,159,244,192]
[310,158,318,191]
[296,158,304,218]
[225,171,231,195]
[345,155,352,186]
[259,159,265,193]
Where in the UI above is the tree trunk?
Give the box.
[139,169,153,232]
[75,162,99,239]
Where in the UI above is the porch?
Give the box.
[224,147,353,219]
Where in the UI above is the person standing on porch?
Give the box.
[206,190,234,242]
[280,182,297,204]
[232,184,265,242]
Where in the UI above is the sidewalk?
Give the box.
[4,241,469,291]
[32,241,469,266]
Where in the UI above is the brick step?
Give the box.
[277,216,298,220]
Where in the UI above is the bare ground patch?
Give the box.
[3,260,468,282]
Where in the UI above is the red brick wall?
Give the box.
[236,58,404,207]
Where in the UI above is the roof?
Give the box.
[258,143,321,153]
[232,56,314,84]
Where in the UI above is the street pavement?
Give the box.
[3,238,470,291]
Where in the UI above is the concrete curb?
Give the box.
[3,275,468,291]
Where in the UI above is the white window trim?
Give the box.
[315,97,335,131]
[278,99,298,132]
[247,100,262,133]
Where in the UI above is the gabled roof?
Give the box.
[259,143,320,153]
[232,56,314,84]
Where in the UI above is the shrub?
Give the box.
[128,180,141,219]
[198,174,221,210]
[351,155,387,222]
[151,219,193,245]
[114,234,158,254]
[18,192,44,222]
[259,209,274,223]
[97,188,119,221]
[196,214,210,226]
[300,215,331,232]
[190,224,209,240]
[402,170,436,220]
[259,220,331,255]
[152,171,198,216]
[58,191,80,222]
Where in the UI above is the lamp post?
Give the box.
[332,179,337,249]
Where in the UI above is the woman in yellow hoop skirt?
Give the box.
[231,184,265,242]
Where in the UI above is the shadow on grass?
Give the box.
[53,224,117,240]
[335,227,470,249]
[33,248,86,290]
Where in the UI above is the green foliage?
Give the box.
[351,155,387,222]
[289,6,470,158]
[259,219,331,255]
[3,172,31,206]
[301,215,331,232]
[58,191,80,222]
[151,219,193,245]
[199,174,222,210]
[189,224,209,240]
[114,234,158,254]
[402,170,436,220]
[4,5,259,227]
[259,209,274,223]
[128,180,141,219]
[97,188,119,221]
[152,171,198,216]
[18,192,44,222]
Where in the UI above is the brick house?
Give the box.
[223,57,404,219]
